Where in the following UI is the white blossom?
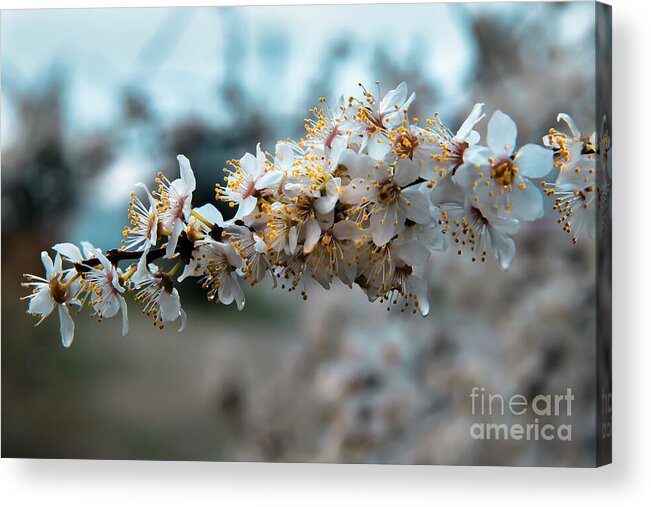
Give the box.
[22,252,78,347]
[455,110,554,221]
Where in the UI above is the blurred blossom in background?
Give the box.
[2,3,598,465]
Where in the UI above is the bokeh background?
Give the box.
[2,2,599,465]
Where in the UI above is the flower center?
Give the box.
[449,140,469,170]
[324,124,339,149]
[491,158,518,187]
[395,131,419,160]
[49,276,68,304]
[468,206,489,226]
[366,111,386,134]
[157,272,174,294]
[171,195,187,220]
[378,181,401,204]
[242,180,257,200]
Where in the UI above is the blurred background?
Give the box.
[2,2,598,465]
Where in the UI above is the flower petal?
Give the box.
[303,218,322,253]
[333,220,364,241]
[255,169,282,191]
[371,205,398,246]
[193,203,225,228]
[401,186,432,224]
[29,287,54,316]
[487,110,517,156]
[53,243,83,263]
[380,82,408,113]
[490,231,516,271]
[455,103,485,142]
[40,251,55,279]
[58,304,75,348]
[177,154,196,193]
[509,178,544,221]
[557,113,580,137]
[230,272,245,310]
[515,144,554,178]
[178,308,187,332]
[411,276,430,316]
[275,142,295,171]
[159,288,182,323]
[392,239,431,267]
[119,295,129,336]
[234,195,258,220]
[166,219,185,258]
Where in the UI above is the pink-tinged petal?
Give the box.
[515,144,554,178]
[53,243,83,263]
[177,154,196,193]
[509,178,544,221]
[29,287,54,317]
[401,186,431,224]
[455,103,485,142]
[487,110,517,157]
[41,251,55,279]
[234,195,258,220]
[118,295,129,336]
[58,304,75,348]
[303,218,322,253]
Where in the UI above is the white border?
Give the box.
[2,0,650,505]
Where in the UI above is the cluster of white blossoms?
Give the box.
[22,82,610,347]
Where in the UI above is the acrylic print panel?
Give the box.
[2,2,611,466]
